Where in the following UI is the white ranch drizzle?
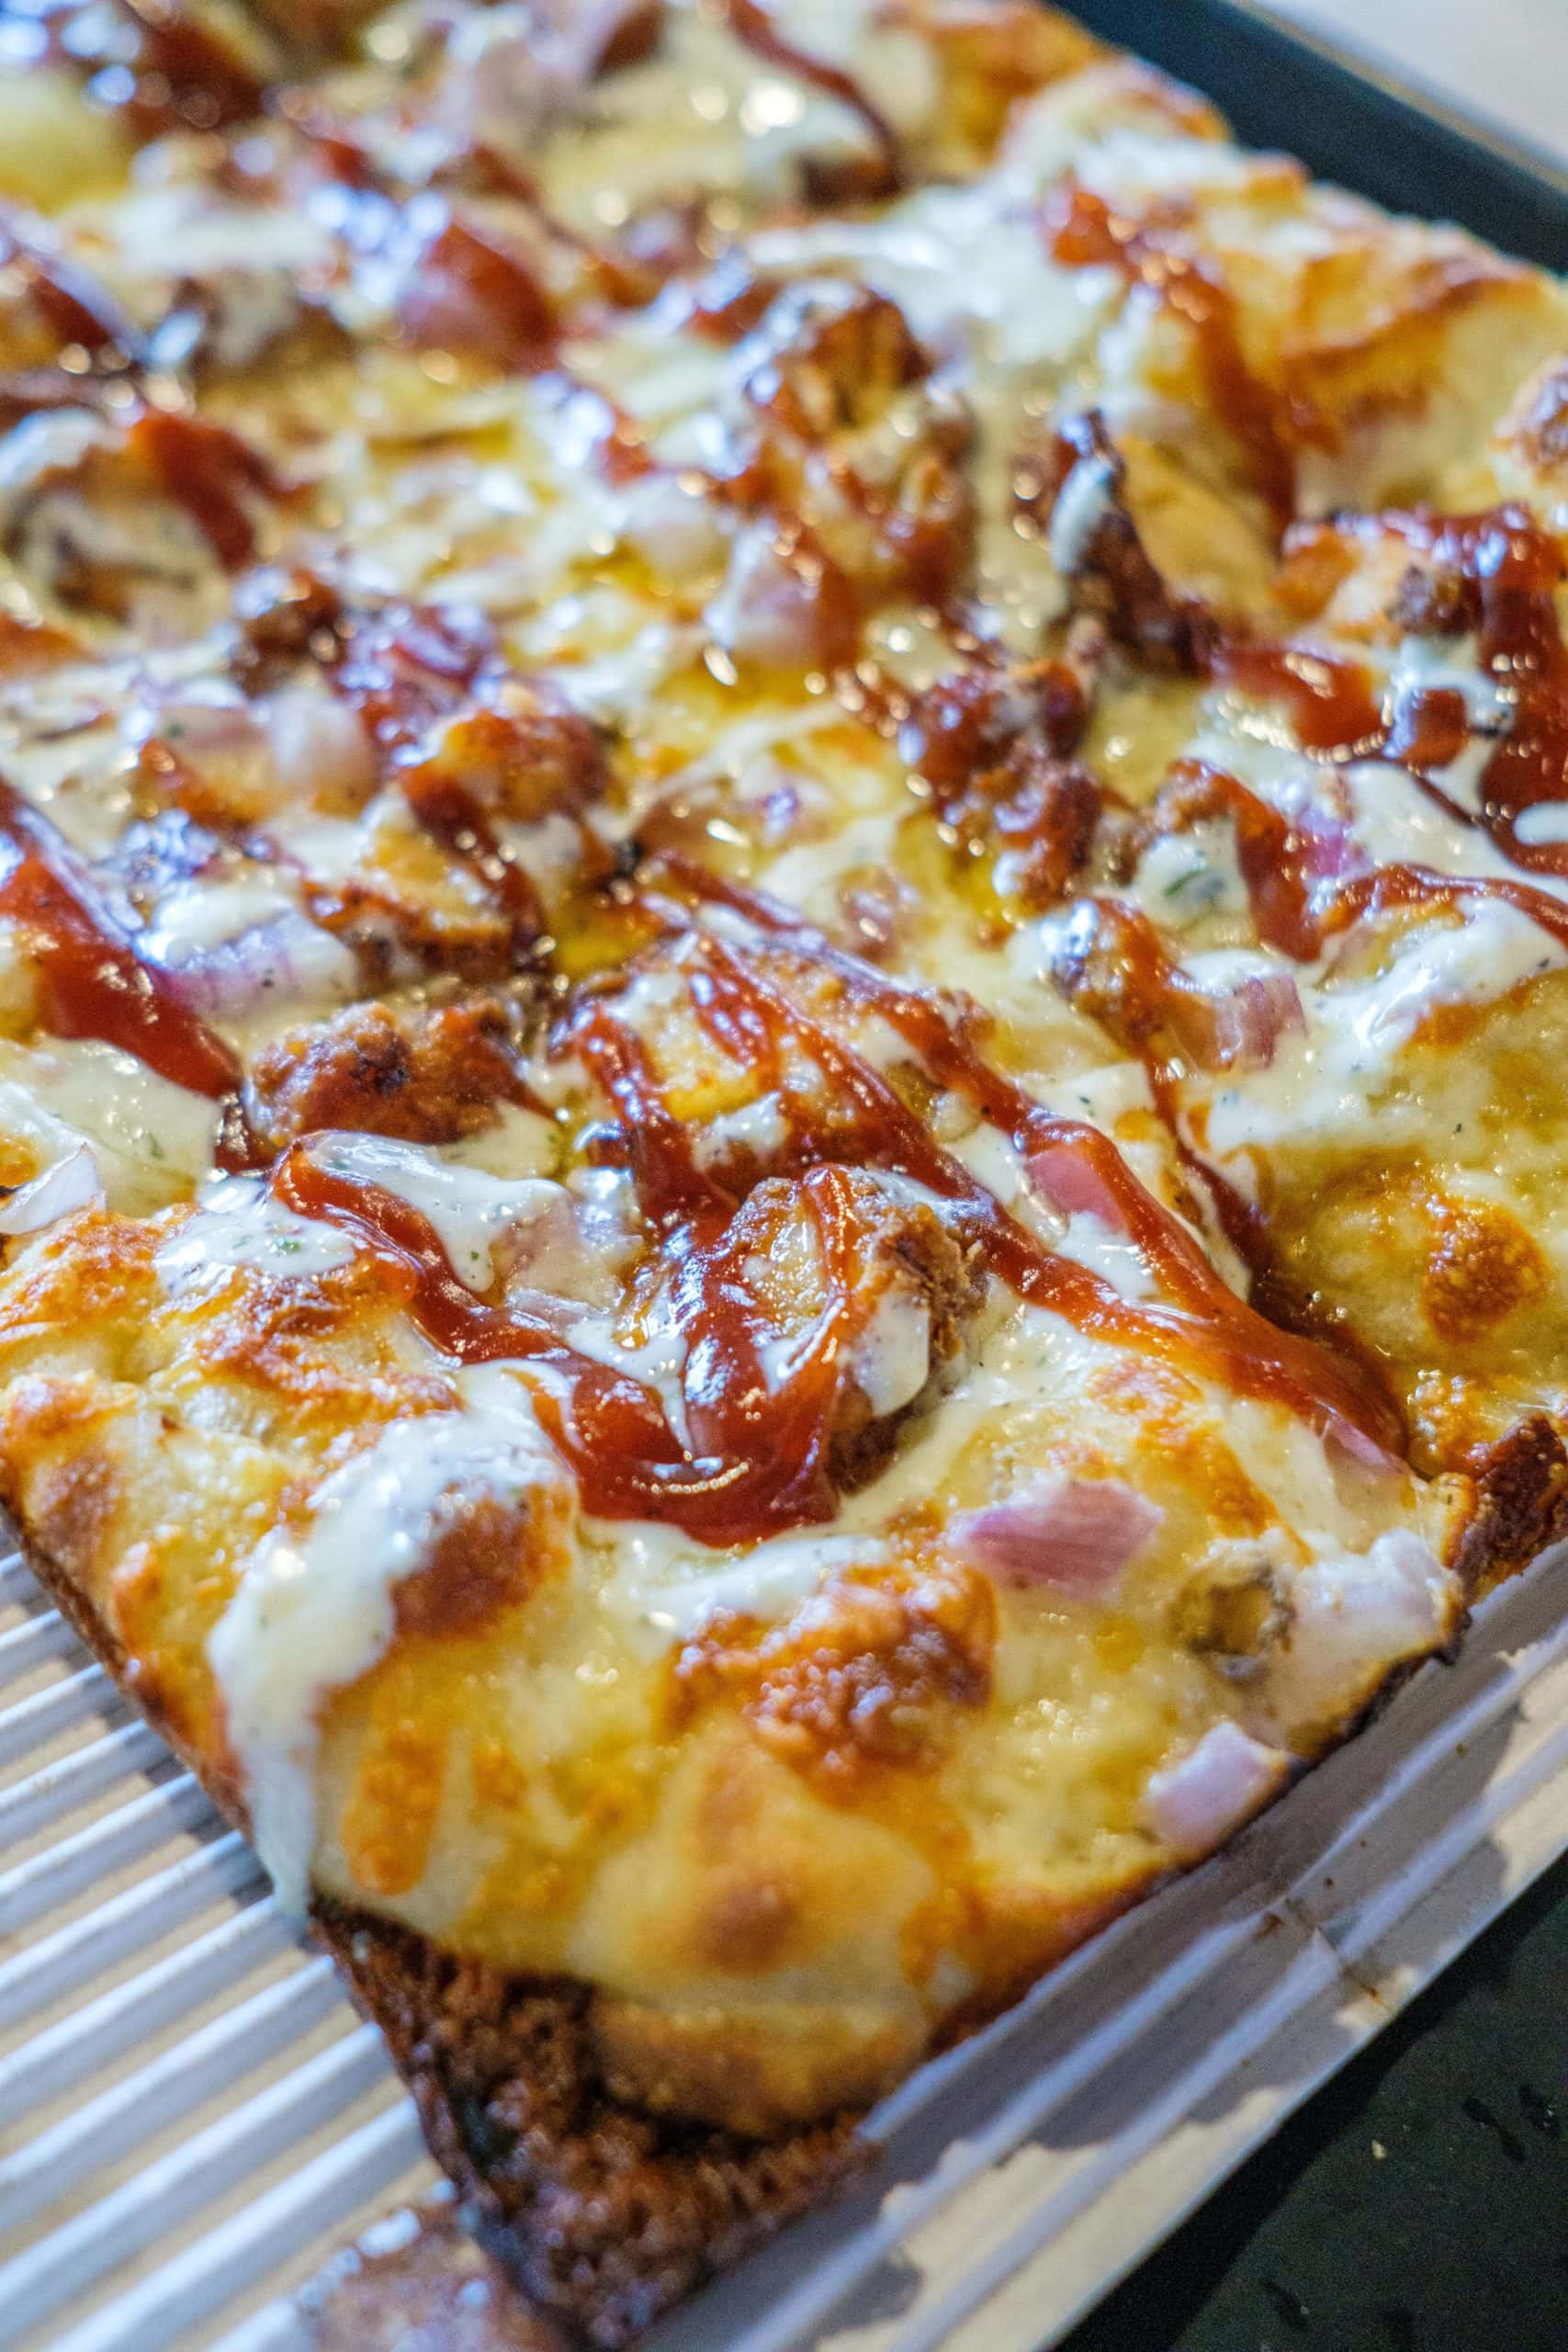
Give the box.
[155,1173,359,1293]
[209,1366,570,1916]
[305,1133,574,1295]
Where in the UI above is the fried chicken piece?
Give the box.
[243,993,536,1159]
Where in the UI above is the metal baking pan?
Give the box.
[3,8,1568,2350]
[1077,0,1568,267]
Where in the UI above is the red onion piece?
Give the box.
[952,1475,1164,1597]
[265,687,376,806]
[159,912,356,1023]
[705,523,860,672]
[1324,1419,1404,1478]
[1024,1138,1128,1228]
[1201,969,1306,1071]
[433,0,653,162]
[1299,803,1371,884]
[1141,1719,1292,1858]
[147,693,264,762]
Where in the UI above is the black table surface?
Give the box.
[1058,1849,1568,2352]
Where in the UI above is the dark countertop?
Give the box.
[1060,1849,1568,2352]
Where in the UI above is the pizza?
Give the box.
[1,1,1566,2339]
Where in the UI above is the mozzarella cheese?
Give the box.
[0,0,1559,2157]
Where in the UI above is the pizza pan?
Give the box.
[1077,0,1568,266]
[3,6,1568,2347]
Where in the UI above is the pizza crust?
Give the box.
[12,1509,863,2346]
[3,0,1568,2330]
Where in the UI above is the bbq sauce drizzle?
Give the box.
[238,587,553,949]
[1048,187,1314,535]
[653,864,1401,1450]
[274,1076,908,1544]
[129,408,279,571]
[271,861,1399,1547]
[26,0,264,139]
[1360,507,1568,876]
[1058,758,1568,1302]
[1199,509,1568,871]
[722,0,904,189]
[1042,202,1567,856]
[1132,760,1568,967]
[0,779,241,1098]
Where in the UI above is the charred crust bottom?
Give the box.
[8,1520,867,2352]
[1455,1413,1568,1595]
[311,1903,867,2351]
[23,1403,1568,2344]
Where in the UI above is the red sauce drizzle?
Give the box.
[395,214,558,374]
[1048,187,1310,533]
[0,225,144,363]
[276,1104,900,1544]
[280,110,563,373]
[129,408,278,569]
[1159,504,1568,876]
[325,599,500,761]
[114,0,264,132]
[399,765,546,950]
[649,862,1403,1460]
[1375,507,1568,876]
[1156,761,1325,959]
[1205,640,1384,759]
[31,0,264,135]
[312,602,551,935]
[269,866,1402,1537]
[1323,859,1568,958]
[0,778,240,1097]
[1042,758,1568,1335]
[1143,759,1568,967]
[723,0,903,187]
[1383,684,1469,775]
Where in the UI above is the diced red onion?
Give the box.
[1201,969,1306,1071]
[0,1143,105,1237]
[497,1184,590,1287]
[1324,1419,1403,1477]
[705,524,860,672]
[491,1172,639,1313]
[1141,1720,1292,1859]
[265,686,376,806]
[160,912,357,1023]
[147,693,265,762]
[1300,806,1371,884]
[1276,1529,1450,1727]
[432,0,649,161]
[953,1475,1164,1597]
[1024,1139,1129,1228]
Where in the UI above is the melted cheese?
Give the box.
[0,0,1555,2152]
[209,1366,570,1916]
[528,2,906,231]
[603,1523,896,1649]
[1200,904,1568,1165]
[0,1041,220,1213]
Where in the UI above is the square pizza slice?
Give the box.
[0,0,1563,2342]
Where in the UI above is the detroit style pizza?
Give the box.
[0,2,1566,2339]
